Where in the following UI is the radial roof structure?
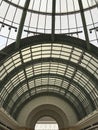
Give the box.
[0,0,98,124]
[0,0,98,49]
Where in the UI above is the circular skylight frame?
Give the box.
[3,0,98,15]
[0,0,98,50]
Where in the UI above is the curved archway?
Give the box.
[26,104,69,129]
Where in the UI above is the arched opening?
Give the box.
[35,116,59,130]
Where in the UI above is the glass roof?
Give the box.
[0,0,98,50]
[0,34,98,120]
[3,0,97,13]
[0,0,98,123]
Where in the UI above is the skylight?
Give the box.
[0,0,98,50]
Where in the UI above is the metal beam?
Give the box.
[10,87,86,119]
[1,35,98,64]
[15,0,30,49]
[3,73,95,111]
[1,57,98,92]
[2,0,98,16]
[12,92,82,120]
[78,0,90,50]
[20,51,31,97]
[65,52,84,95]
[51,0,56,40]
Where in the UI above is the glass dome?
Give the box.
[0,0,98,50]
[0,0,98,124]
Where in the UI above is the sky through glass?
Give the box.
[0,0,98,49]
[1,0,98,122]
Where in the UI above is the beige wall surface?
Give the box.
[17,96,78,128]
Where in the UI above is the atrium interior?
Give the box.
[0,0,98,130]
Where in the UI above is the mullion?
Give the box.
[58,44,66,92]
[66,0,70,33]
[87,0,98,43]
[59,0,61,33]
[51,0,56,37]
[41,43,42,89]
[73,89,85,102]
[0,96,5,106]
[54,44,63,88]
[9,76,22,98]
[20,51,31,97]
[53,62,59,89]
[44,0,48,33]
[35,0,41,32]
[78,0,90,50]
[48,42,53,89]
[84,80,98,106]
[30,46,36,93]
[11,56,25,98]
[0,34,15,40]
[27,0,35,37]
[66,93,76,107]
[0,0,13,32]
[85,55,93,70]
[65,51,84,94]
[60,47,74,92]
[77,75,96,103]
[3,66,15,109]
[73,0,79,38]
[6,0,20,46]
